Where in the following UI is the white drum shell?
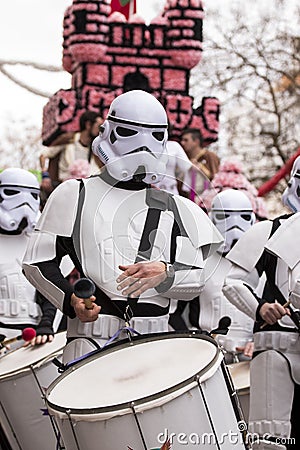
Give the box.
[0,332,66,450]
[47,334,246,450]
[228,361,250,422]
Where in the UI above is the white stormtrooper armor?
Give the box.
[0,168,40,233]
[198,190,255,354]
[169,189,255,355]
[23,90,223,362]
[210,189,256,255]
[92,90,168,184]
[282,155,300,213]
[199,253,254,355]
[23,177,222,361]
[0,169,41,339]
[223,212,300,450]
[0,234,40,333]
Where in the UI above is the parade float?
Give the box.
[41,0,219,148]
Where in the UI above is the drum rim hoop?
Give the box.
[0,332,67,380]
[46,331,221,416]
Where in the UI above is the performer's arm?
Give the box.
[222,263,261,320]
[23,180,79,314]
[223,260,288,325]
[30,292,56,345]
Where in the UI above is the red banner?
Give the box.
[258,147,300,196]
[110,0,137,19]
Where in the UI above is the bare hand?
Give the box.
[24,334,54,347]
[259,302,289,325]
[71,294,100,322]
[116,261,167,297]
[41,177,53,193]
[236,341,254,358]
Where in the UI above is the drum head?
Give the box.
[0,331,66,379]
[47,333,221,414]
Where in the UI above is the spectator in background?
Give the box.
[156,122,192,195]
[39,111,103,194]
[180,128,220,201]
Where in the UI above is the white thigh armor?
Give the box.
[253,331,300,384]
[0,234,41,327]
[249,349,294,450]
[63,314,170,363]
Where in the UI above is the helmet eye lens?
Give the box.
[241,214,252,221]
[152,131,165,141]
[215,213,229,220]
[31,192,39,200]
[296,186,300,198]
[116,126,138,137]
[3,189,19,196]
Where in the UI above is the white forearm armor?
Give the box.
[222,220,274,321]
[223,264,260,321]
[290,278,300,309]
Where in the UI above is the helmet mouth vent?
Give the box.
[125,147,157,158]
[133,165,146,183]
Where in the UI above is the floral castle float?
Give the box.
[42,0,219,146]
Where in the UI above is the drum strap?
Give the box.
[103,326,141,348]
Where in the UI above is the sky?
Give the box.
[0,0,165,132]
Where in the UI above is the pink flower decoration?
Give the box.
[68,159,91,179]
[128,14,145,24]
[199,159,269,219]
[150,16,169,26]
[107,11,127,23]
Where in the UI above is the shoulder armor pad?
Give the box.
[226,219,273,272]
[265,213,300,269]
[172,196,223,254]
[37,179,81,236]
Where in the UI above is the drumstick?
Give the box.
[260,301,290,329]
[0,328,36,348]
[73,278,96,310]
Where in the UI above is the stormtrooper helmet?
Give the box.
[0,168,40,233]
[92,90,168,184]
[282,156,300,212]
[210,189,255,254]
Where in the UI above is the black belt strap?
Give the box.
[126,206,162,317]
